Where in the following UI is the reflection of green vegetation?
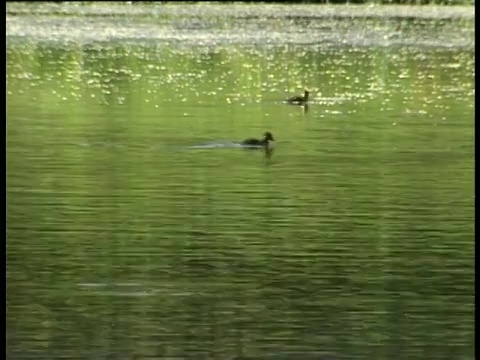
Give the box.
[7,29,474,360]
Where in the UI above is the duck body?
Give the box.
[287,90,309,105]
[241,138,266,146]
[240,132,275,147]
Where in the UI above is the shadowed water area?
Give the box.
[6,3,474,360]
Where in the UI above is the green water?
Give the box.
[6,3,474,360]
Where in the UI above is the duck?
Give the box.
[286,90,309,105]
[241,132,275,147]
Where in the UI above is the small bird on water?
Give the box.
[286,90,309,105]
[241,132,275,147]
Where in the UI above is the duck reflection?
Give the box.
[263,147,275,164]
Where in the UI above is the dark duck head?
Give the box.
[241,132,275,147]
[287,90,309,105]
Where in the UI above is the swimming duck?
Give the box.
[286,90,309,105]
[241,132,275,147]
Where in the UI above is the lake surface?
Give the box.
[6,3,474,360]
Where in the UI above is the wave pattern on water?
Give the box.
[6,3,474,49]
[6,4,474,360]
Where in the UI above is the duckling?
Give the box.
[286,90,309,105]
[241,132,275,147]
